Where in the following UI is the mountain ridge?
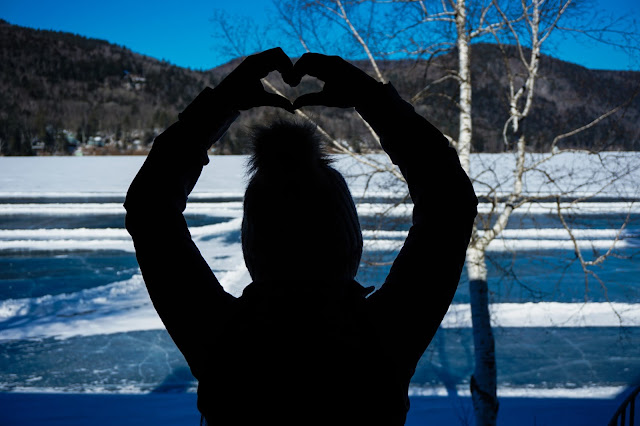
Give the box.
[1,19,638,155]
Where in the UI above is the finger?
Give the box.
[257,91,295,113]
[248,47,293,79]
[292,91,334,109]
[285,53,334,87]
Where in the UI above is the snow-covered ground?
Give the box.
[1,151,639,198]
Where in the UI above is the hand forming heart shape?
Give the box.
[215,47,380,114]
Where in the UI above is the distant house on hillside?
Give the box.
[30,130,79,154]
[87,136,105,147]
[30,139,45,152]
[122,70,146,91]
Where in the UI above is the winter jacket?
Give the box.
[124,82,478,425]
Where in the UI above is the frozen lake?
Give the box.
[0,154,639,403]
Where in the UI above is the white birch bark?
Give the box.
[454,3,499,424]
[466,245,498,426]
[455,0,473,175]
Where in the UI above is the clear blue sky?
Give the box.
[1,0,638,71]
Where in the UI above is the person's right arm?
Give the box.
[288,54,478,367]
[356,82,477,367]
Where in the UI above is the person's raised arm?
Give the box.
[124,48,294,376]
[288,53,478,366]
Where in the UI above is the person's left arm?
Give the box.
[124,48,294,375]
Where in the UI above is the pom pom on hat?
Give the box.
[246,120,331,177]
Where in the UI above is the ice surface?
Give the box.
[0,155,247,196]
[0,154,638,399]
[2,291,637,341]
[1,152,639,197]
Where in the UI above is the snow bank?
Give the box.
[408,385,626,399]
[441,302,640,328]
[0,202,243,216]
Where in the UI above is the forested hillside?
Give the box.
[0,19,638,155]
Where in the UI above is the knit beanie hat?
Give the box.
[241,120,363,282]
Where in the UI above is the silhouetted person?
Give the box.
[125,48,477,425]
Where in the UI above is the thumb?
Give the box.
[292,91,334,109]
[257,91,295,113]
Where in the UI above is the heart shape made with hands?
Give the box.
[265,72,326,110]
[226,48,378,113]
[285,52,378,110]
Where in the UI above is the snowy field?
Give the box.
[0,154,639,425]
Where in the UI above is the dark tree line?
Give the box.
[0,19,638,156]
